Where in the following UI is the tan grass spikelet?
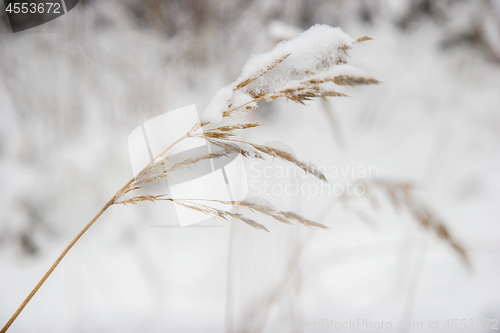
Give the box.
[331,75,380,86]
[356,36,373,43]
[245,142,328,182]
[170,200,269,232]
[213,33,380,121]
[202,136,328,182]
[205,138,266,160]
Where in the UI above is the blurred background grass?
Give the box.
[0,1,499,332]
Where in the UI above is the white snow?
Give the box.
[201,24,355,123]
[231,91,257,111]
[242,25,353,80]
[202,86,234,123]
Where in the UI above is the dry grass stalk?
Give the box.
[1,26,376,333]
[117,197,329,231]
[221,199,329,229]
[201,136,328,182]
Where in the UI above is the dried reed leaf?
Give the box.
[205,136,327,182]
[279,211,329,229]
[338,44,352,51]
[224,211,270,232]
[165,150,230,174]
[247,142,328,182]
[233,200,328,228]
[137,149,232,184]
[331,75,380,86]
[321,91,349,97]
[356,36,373,43]
[183,199,328,229]
[209,122,264,132]
[116,195,165,205]
[235,201,293,224]
[206,138,265,159]
[173,200,269,231]
[203,131,235,139]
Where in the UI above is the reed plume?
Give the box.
[1,24,380,332]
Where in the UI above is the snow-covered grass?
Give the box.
[1,2,499,333]
[202,24,377,123]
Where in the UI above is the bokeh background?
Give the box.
[1,0,499,332]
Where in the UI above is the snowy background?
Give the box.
[1,0,499,332]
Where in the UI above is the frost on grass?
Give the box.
[202,24,378,123]
[203,86,234,123]
[121,24,377,231]
[263,141,296,156]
